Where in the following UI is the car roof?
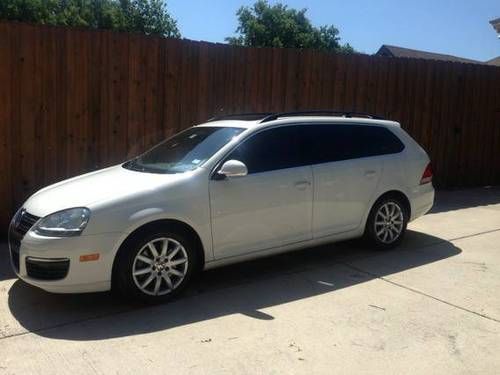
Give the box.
[196,116,401,129]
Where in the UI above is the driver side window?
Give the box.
[226,126,305,174]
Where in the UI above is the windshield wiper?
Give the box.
[123,160,146,172]
[123,160,173,174]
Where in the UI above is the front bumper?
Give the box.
[8,229,122,293]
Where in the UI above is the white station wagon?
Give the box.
[9,111,434,303]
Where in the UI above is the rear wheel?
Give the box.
[364,196,408,249]
[114,229,199,304]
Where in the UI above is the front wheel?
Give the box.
[364,197,408,249]
[114,229,199,304]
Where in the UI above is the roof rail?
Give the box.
[260,110,385,123]
[207,112,275,122]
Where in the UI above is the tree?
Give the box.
[0,0,180,37]
[118,0,179,36]
[226,0,354,53]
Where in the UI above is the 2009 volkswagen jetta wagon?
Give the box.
[9,111,434,303]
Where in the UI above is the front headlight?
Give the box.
[33,207,91,237]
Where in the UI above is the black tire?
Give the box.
[113,227,200,304]
[364,195,409,250]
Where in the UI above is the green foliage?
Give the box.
[226,0,354,53]
[0,0,180,37]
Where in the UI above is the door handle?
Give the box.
[294,181,311,189]
[364,170,376,178]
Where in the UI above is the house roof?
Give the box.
[486,56,500,66]
[376,45,481,64]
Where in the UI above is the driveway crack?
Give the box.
[341,262,500,324]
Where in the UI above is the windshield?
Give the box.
[123,126,245,174]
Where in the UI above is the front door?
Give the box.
[209,126,313,259]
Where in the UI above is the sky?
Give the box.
[168,0,499,61]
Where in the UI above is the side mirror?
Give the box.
[217,160,248,178]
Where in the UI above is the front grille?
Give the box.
[16,211,40,236]
[26,257,70,280]
[8,209,41,272]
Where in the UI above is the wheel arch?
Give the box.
[371,190,411,218]
[111,219,206,284]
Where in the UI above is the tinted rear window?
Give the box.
[301,124,404,164]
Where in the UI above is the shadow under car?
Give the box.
[6,230,460,341]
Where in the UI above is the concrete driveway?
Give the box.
[1,188,499,374]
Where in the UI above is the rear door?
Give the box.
[303,124,404,237]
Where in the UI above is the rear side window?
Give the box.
[301,124,404,165]
[225,126,306,173]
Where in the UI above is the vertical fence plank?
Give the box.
[88,29,103,170]
[270,48,285,111]
[18,24,38,205]
[364,54,378,115]
[163,38,182,136]
[197,42,210,122]
[178,40,197,128]
[457,63,470,187]
[354,54,370,112]
[491,69,500,186]
[343,54,358,111]
[435,62,453,187]
[9,23,21,213]
[66,29,91,177]
[98,30,110,163]
[143,36,161,148]
[374,56,389,118]
[486,68,500,186]
[465,65,482,186]
[42,26,61,184]
[477,65,494,186]
[427,61,443,186]
[323,53,337,111]
[284,48,299,110]
[455,64,472,187]
[0,22,12,227]
[443,62,464,188]
[108,31,129,163]
[384,58,398,120]
[127,33,145,158]
[403,59,417,136]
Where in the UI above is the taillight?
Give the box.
[420,163,433,185]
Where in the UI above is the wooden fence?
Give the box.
[1,21,500,231]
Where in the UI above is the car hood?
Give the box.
[24,165,182,217]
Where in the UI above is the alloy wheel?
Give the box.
[374,202,404,244]
[132,237,189,296]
